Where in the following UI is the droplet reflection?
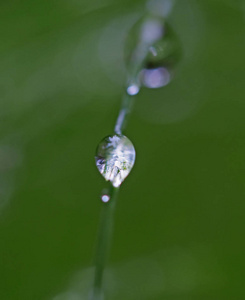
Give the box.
[95,134,136,187]
[141,67,171,88]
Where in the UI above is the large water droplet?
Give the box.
[125,15,181,89]
[95,134,136,187]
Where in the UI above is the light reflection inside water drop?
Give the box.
[141,67,171,88]
[149,46,158,56]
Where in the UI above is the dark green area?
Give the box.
[0,0,244,299]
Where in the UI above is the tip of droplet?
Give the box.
[101,194,110,203]
[141,67,171,88]
[127,84,140,96]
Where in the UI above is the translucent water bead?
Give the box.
[125,16,181,89]
[95,134,136,187]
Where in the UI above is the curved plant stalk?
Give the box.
[90,185,119,300]
[90,5,172,299]
[91,40,149,300]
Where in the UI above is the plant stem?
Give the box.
[114,40,153,135]
[114,92,135,135]
[91,17,153,300]
[91,185,119,300]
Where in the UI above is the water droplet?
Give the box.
[95,134,136,187]
[127,84,140,95]
[101,194,110,203]
[125,15,181,89]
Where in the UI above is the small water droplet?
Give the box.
[127,84,140,95]
[101,194,110,203]
[95,134,136,187]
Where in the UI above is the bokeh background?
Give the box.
[0,0,245,299]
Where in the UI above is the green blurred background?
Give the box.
[0,0,245,299]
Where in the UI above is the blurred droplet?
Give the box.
[95,135,135,188]
[145,22,181,66]
[140,67,171,88]
[100,188,111,202]
[127,84,140,95]
[125,14,181,89]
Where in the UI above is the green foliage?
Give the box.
[0,0,245,299]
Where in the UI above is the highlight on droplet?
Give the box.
[127,84,140,96]
[101,194,110,203]
[141,67,171,88]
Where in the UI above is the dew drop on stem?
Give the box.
[125,11,182,90]
[95,135,136,188]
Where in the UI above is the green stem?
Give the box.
[91,186,119,300]
[91,17,153,300]
[114,41,152,135]
[114,92,135,135]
